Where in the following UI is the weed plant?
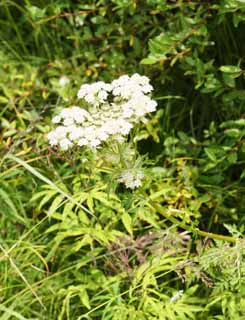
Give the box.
[0,1,245,319]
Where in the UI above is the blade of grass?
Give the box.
[0,187,26,223]
[0,304,29,320]
[6,155,96,218]
[0,244,45,309]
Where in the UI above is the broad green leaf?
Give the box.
[140,56,158,65]
[220,65,242,73]
[204,147,217,162]
[79,288,91,310]
[0,96,9,103]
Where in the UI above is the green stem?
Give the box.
[150,201,239,244]
[4,5,29,56]
[116,141,128,168]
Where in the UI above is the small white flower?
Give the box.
[75,16,84,26]
[90,138,101,148]
[68,126,83,140]
[77,138,88,146]
[60,108,71,118]
[122,105,134,118]
[118,170,144,189]
[146,99,157,112]
[63,117,74,126]
[77,84,89,99]
[170,290,184,303]
[59,138,72,150]
[97,90,108,101]
[97,129,109,141]
[142,84,153,93]
[47,132,58,146]
[52,115,61,124]
[84,94,96,104]
[55,126,68,139]
[131,73,147,84]
[59,76,70,87]
[118,119,133,135]
[70,106,89,123]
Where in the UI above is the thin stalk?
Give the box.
[149,201,239,244]
[117,141,128,168]
[4,4,29,55]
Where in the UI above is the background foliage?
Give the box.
[0,0,244,319]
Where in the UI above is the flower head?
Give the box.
[59,76,70,87]
[118,169,144,189]
[48,74,157,150]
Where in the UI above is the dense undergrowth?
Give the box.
[0,0,245,319]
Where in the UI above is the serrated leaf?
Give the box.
[121,211,133,235]
[86,194,94,213]
[138,209,159,228]
[78,210,90,225]
[47,194,65,217]
[38,190,57,210]
[74,235,93,251]
[79,288,91,310]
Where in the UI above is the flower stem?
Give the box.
[149,201,239,244]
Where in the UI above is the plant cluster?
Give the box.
[0,0,244,319]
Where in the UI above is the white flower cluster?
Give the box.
[170,290,184,303]
[59,76,70,87]
[118,169,144,189]
[77,81,112,106]
[48,74,157,150]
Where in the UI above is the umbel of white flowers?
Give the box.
[48,74,157,150]
[48,74,157,189]
[118,170,144,189]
